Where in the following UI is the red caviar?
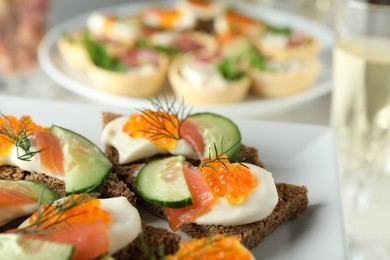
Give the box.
[123,110,180,149]
[0,115,48,157]
[199,155,257,204]
[166,234,252,260]
[29,194,112,227]
[224,10,263,36]
[188,0,211,8]
[145,8,181,29]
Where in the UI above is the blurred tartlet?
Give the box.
[57,29,92,71]
[144,30,219,56]
[175,0,225,32]
[168,51,250,105]
[249,57,321,97]
[141,6,196,31]
[86,46,169,98]
[255,24,320,60]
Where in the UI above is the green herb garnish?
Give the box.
[199,138,246,172]
[136,38,180,55]
[217,58,245,81]
[0,114,44,161]
[136,96,192,141]
[248,47,269,71]
[266,24,292,35]
[16,192,99,237]
[83,34,127,72]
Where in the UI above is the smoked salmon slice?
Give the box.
[24,221,109,260]
[179,119,204,159]
[165,163,216,231]
[33,130,64,177]
[0,189,35,206]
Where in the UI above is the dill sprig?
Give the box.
[198,138,247,173]
[136,96,192,141]
[0,114,44,161]
[16,192,99,237]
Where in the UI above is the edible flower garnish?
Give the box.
[0,114,47,160]
[122,97,192,149]
[166,234,252,260]
[199,141,257,204]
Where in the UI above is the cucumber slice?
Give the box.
[0,234,74,260]
[50,125,113,194]
[136,155,192,208]
[187,112,241,159]
[0,180,57,204]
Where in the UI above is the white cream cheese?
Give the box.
[267,59,303,73]
[127,64,157,75]
[101,116,197,164]
[0,203,36,227]
[0,145,42,177]
[261,33,289,49]
[142,8,196,31]
[100,197,141,254]
[87,12,139,43]
[150,31,176,46]
[180,61,227,89]
[176,0,223,20]
[194,163,278,226]
[213,14,229,35]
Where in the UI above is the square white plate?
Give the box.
[0,95,347,260]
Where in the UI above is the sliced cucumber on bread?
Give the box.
[0,180,57,204]
[186,112,241,159]
[51,125,113,194]
[136,155,192,208]
[0,234,75,260]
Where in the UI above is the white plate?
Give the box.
[0,95,347,260]
[38,0,333,118]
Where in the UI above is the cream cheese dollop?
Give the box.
[194,163,278,226]
[86,12,140,43]
[176,0,224,21]
[101,116,197,164]
[0,142,64,180]
[180,61,227,89]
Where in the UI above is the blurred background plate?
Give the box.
[38,0,333,118]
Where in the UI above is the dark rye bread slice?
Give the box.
[101,112,308,249]
[115,164,308,249]
[0,166,181,258]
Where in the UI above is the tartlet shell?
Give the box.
[57,37,92,71]
[249,57,321,98]
[86,54,169,98]
[168,55,251,105]
[256,37,320,60]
